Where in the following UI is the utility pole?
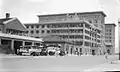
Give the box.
[118,20,120,60]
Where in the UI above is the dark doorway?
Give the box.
[92,50,95,55]
[1,39,12,54]
[71,48,72,54]
[79,48,82,55]
[1,39,11,49]
[14,41,22,54]
[79,48,82,52]
[107,49,110,54]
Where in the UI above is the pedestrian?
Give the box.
[105,52,112,64]
[105,52,108,59]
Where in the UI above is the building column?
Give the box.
[22,41,25,46]
[11,40,14,51]
[83,24,85,55]
[32,42,34,46]
[0,38,1,45]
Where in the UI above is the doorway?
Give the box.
[92,50,95,55]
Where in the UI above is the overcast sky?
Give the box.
[0,0,120,52]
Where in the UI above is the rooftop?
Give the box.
[0,18,12,24]
[0,13,12,24]
[105,23,116,26]
[24,20,89,25]
[0,32,43,42]
[37,11,106,17]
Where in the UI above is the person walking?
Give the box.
[105,52,112,64]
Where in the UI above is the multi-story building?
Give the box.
[25,11,106,55]
[105,23,116,55]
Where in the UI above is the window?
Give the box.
[41,30,45,33]
[31,31,34,34]
[36,30,39,33]
[88,20,92,23]
[47,25,50,28]
[75,41,83,45]
[109,33,111,35]
[109,29,111,32]
[36,25,39,28]
[85,30,89,34]
[105,40,108,42]
[109,37,112,39]
[85,41,90,46]
[35,36,39,38]
[85,24,90,29]
[42,25,45,28]
[94,19,98,23]
[26,26,29,28]
[109,40,111,42]
[31,25,34,28]
[85,36,90,40]
[47,30,50,33]
[105,33,108,35]
[26,31,29,33]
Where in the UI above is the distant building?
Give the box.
[105,23,116,54]
[25,11,106,55]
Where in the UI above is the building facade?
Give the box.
[25,11,106,55]
[105,24,116,54]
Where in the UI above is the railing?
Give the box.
[6,32,27,36]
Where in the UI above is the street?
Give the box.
[0,54,119,72]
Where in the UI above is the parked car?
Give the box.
[47,47,56,56]
[59,51,66,56]
[40,48,48,56]
[47,45,61,56]
[17,46,30,56]
[29,46,41,56]
[17,45,42,56]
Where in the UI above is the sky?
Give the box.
[0,0,120,52]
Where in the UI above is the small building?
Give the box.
[0,13,42,54]
[105,23,116,54]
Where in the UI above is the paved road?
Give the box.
[0,55,119,72]
[84,60,120,71]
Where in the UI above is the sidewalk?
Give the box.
[84,60,120,71]
[0,54,32,58]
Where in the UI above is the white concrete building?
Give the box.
[25,11,106,55]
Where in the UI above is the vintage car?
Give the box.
[40,48,48,56]
[17,45,42,56]
[17,46,30,56]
